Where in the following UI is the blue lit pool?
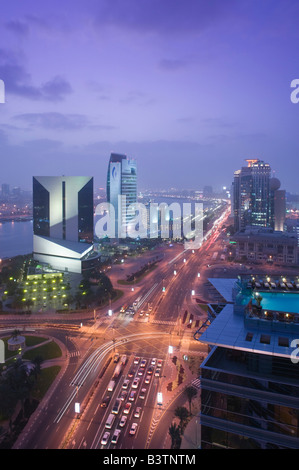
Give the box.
[254,291,299,314]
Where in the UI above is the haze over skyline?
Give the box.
[1,0,299,192]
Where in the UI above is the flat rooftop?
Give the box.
[199,279,299,359]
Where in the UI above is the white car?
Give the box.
[134,407,142,418]
[111,429,121,444]
[129,423,138,435]
[134,356,140,364]
[139,388,147,400]
[151,358,156,366]
[132,378,140,389]
[101,431,110,445]
[122,380,130,389]
[119,415,127,427]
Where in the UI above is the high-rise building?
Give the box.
[33,176,98,273]
[233,159,285,232]
[196,276,299,449]
[1,183,9,198]
[269,178,286,231]
[106,153,137,237]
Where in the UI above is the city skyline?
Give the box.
[1,1,299,192]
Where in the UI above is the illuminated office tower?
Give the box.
[233,159,272,231]
[106,153,137,237]
[33,176,98,273]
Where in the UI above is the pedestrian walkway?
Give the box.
[146,336,203,449]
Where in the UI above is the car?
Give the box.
[124,402,132,414]
[119,415,127,427]
[144,375,151,384]
[139,388,147,399]
[101,431,110,445]
[122,379,130,389]
[111,429,121,444]
[134,407,142,418]
[140,359,147,368]
[120,390,127,401]
[155,368,161,377]
[113,353,120,363]
[129,391,136,401]
[112,398,122,414]
[101,395,111,408]
[157,359,163,368]
[129,423,138,435]
[151,358,156,366]
[147,366,153,375]
[133,356,140,364]
[137,368,144,376]
[132,378,140,389]
[128,368,135,378]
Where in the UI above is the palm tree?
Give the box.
[174,406,190,434]
[168,423,181,449]
[31,355,43,381]
[185,385,197,414]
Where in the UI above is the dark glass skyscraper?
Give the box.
[233,159,272,231]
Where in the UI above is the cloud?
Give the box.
[0,48,72,101]
[158,58,190,71]
[5,19,29,37]
[13,112,116,132]
[14,112,89,130]
[95,0,238,36]
[40,76,72,101]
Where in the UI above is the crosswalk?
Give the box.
[69,350,80,358]
[192,378,201,389]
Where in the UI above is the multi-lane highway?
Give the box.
[13,205,231,449]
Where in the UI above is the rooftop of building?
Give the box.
[198,277,299,359]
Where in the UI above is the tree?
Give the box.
[185,386,197,414]
[168,423,181,449]
[174,406,190,434]
[31,355,43,381]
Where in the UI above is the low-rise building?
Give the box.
[231,226,298,265]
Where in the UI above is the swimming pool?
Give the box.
[254,291,299,314]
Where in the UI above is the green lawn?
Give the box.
[32,366,61,401]
[22,341,62,361]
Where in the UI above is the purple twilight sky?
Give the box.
[1,0,299,193]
